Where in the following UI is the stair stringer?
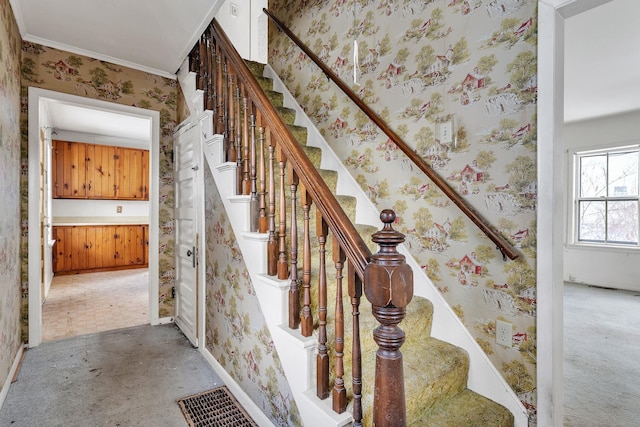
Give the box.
[262,64,529,427]
[202,134,353,427]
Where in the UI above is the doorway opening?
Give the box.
[538,0,617,425]
[28,87,161,347]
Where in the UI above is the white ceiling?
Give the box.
[9,0,640,136]
[44,100,152,142]
[9,0,223,78]
[564,0,640,122]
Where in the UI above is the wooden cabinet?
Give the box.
[53,225,148,274]
[52,140,149,200]
[117,147,149,200]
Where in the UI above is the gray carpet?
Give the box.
[564,282,640,426]
[0,324,223,427]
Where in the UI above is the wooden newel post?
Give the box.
[364,209,413,427]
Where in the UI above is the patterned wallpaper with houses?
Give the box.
[19,43,179,335]
[0,0,24,391]
[269,0,538,417]
[203,166,301,426]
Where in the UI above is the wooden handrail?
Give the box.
[211,20,373,278]
[264,8,519,261]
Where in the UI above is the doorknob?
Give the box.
[187,246,196,268]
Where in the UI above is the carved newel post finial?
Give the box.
[364,209,413,427]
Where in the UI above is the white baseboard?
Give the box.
[0,344,25,411]
[157,317,174,325]
[200,347,275,427]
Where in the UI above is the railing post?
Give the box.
[364,209,413,427]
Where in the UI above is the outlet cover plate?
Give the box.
[496,319,512,347]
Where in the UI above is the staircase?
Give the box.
[180,38,518,423]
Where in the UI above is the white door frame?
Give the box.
[27,87,161,347]
[537,1,612,425]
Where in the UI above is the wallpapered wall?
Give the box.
[19,43,179,335]
[0,0,24,391]
[269,0,538,415]
[203,166,301,426]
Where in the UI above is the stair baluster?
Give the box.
[300,188,313,336]
[332,241,347,413]
[288,167,300,328]
[220,62,234,150]
[242,95,251,196]
[235,85,242,194]
[205,36,215,111]
[197,34,206,91]
[215,47,225,136]
[249,113,258,231]
[227,75,237,175]
[258,120,268,233]
[277,146,289,279]
[316,215,330,399]
[349,263,363,427]
[267,131,277,276]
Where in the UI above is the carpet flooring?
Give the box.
[564,282,640,426]
[0,324,223,427]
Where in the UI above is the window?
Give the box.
[573,145,639,246]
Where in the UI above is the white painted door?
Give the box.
[43,132,54,296]
[174,123,200,347]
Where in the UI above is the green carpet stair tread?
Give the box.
[335,195,357,222]
[354,224,378,253]
[253,75,273,92]
[264,89,284,106]
[287,124,308,144]
[276,106,296,125]
[412,389,514,427]
[302,145,322,168]
[356,301,468,412]
[244,60,266,77]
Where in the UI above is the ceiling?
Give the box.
[43,99,152,142]
[8,0,640,137]
[564,0,640,122]
[10,0,223,78]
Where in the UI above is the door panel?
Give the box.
[174,124,199,347]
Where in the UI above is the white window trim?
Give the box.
[567,142,640,250]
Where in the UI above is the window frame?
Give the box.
[570,143,640,249]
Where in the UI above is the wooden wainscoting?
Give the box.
[52,224,148,275]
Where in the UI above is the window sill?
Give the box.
[564,243,640,254]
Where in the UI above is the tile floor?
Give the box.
[42,268,149,341]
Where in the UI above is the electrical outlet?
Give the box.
[116,205,122,213]
[496,319,512,347]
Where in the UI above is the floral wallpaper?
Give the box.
[269,0,538,418]
[0,0,23,391]
[203,166,301,426]
[19,43,179,335]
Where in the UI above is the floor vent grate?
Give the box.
[177,386,258,427]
